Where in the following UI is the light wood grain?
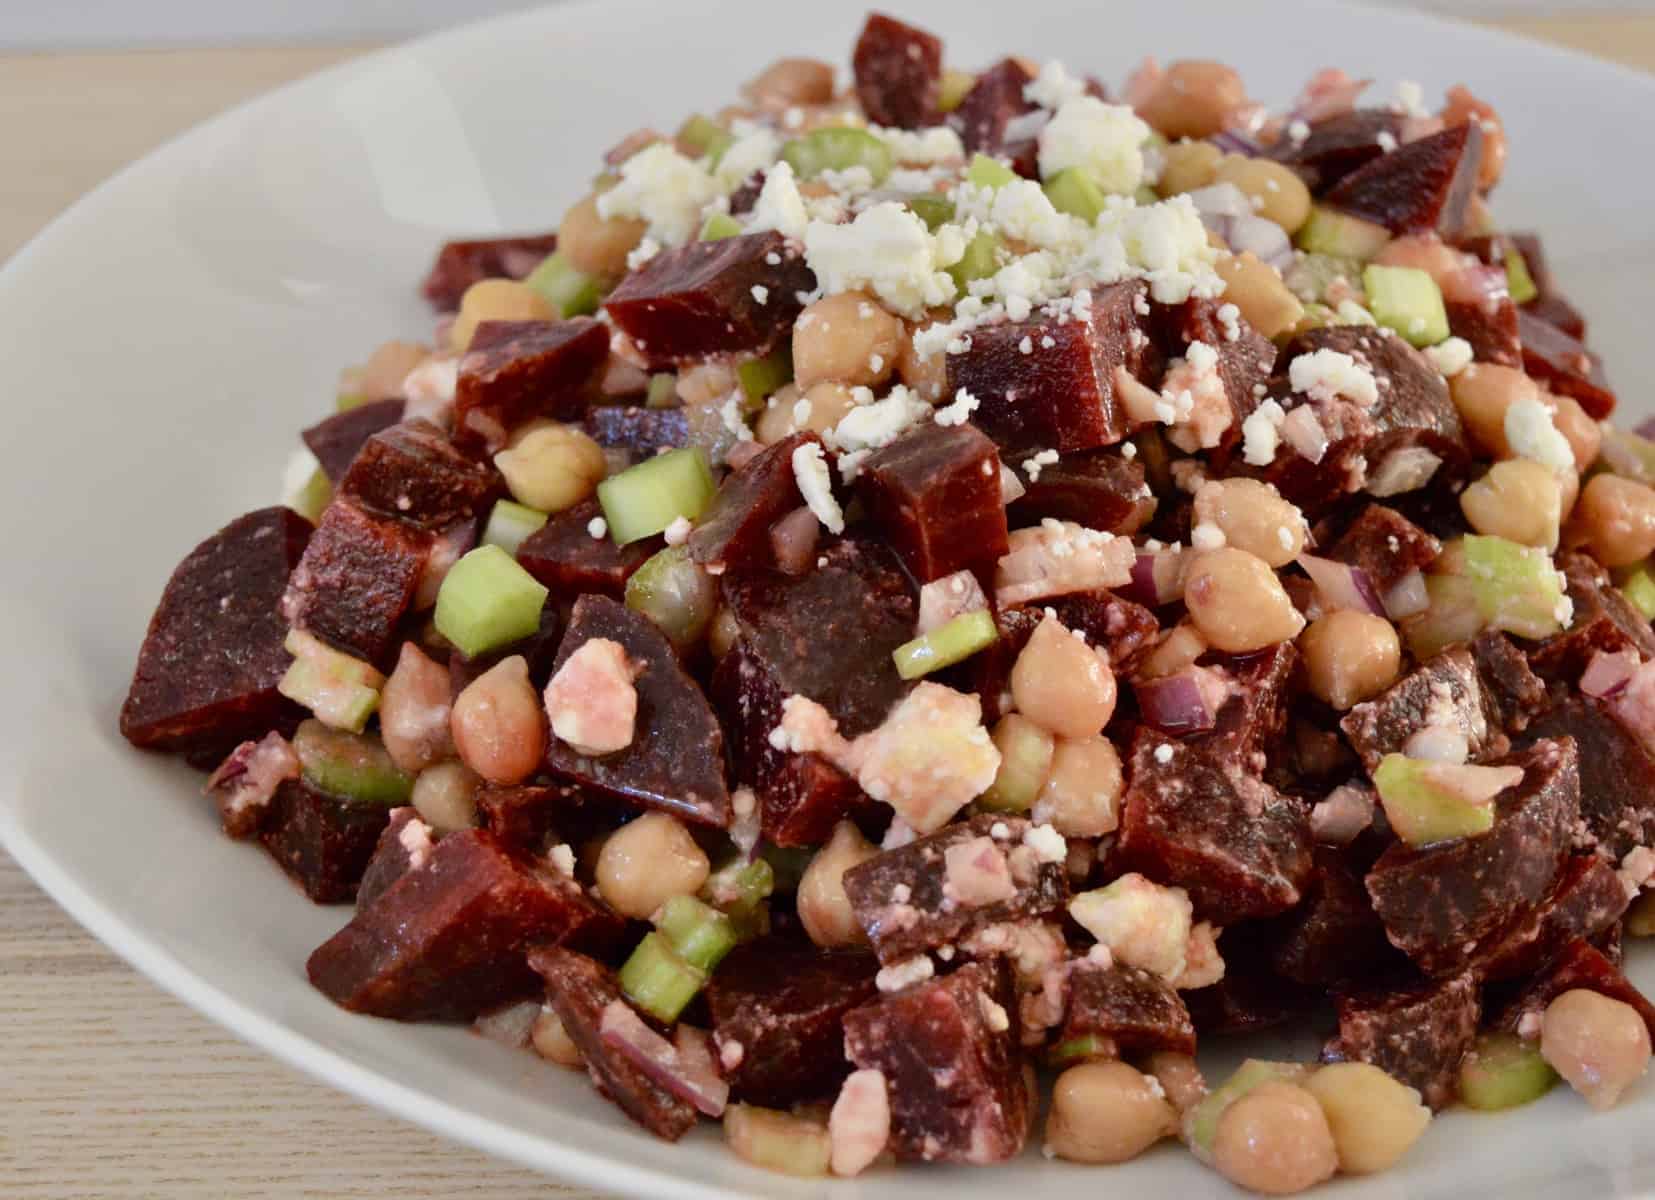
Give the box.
[3,15,1653,1198]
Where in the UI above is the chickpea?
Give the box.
[1304,1062,1431,1175]
[745,57,836,107]
[1157,139,1223,196]
[897,322,949,402]
[1211,1080,1338,1196]
[1540,988,1653,1110]
[1460,459,1562,550]
[449,279,554,352]
[1214,252,1304,340]
[1547,393,1600,472]
[557,192,646,281]
[450,656,546,785]
[1145,1051,1207,1115]
[379,642,455,772]
[1045,1061,1177,1165]
[1443,85,1506,191]
[1373,234,1471,291]
[1185,548,1305,653]
[797,821,878,948]
[530,1007,584,1068]
[595,812,711,920]
[754,383,803,445]
[755,381,861,444]
[1572,473,1655,568]
[1138,61,1248,140]
[410,761,480,834]
[1010,616,1117,739]
[1193,479,1306,568]
[1033,736,1123,837]
[494,422,608,514]
[340,339,430,403]
[793,292,904,390]
[1299,610,1401,710]
[984,714,1055,813]
[1451,363,1539,458]
[1213,156,1312,235]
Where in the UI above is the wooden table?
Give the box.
[2,15,1650,1198]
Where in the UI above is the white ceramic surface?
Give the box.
[4,1,1655,1195]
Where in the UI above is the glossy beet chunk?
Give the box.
[584,405,690,455]
[1323,123,1483,238]
[355,807,429,909]
[1184,931,1319,1035]
[1157,296,1278,466]
[528,946,699,1140]
[1323,971,1480,1109]
[474,783,580,854]
[545,595,731,827]
[259,779,392,904]
[603,233,814,370]
[1365,739,1579,976]
[1518,309,1615,418]
[1494,939,1655,1040]
[1469,630,1546,734]
[517,499,659,599]
[856,423,1008,582]
[1271,846,1404,988]
[1006,449,1155,536]
[1507,231,1588,340]
[851,13,942,129]
[842,958,1031,1164]
[948,280,1157,454]
[421,231,558,311]
[688,433,812,573]
[1327,503,1441,593]
[1524,698,1655,860]
[338,419,500,531]
[949,59,1040,177]
[1269,109,1406,193]
[706,938,880,1107]
[1208,643,1300,764]
[1446,292,1521,368]
[453,318,610,453]
[281,499,428,666]
[307,829,622,1021]
[121,507,312,758]
[1530,553,1655,681]
[1341,646,1504,774]
[841,814,1068,965]
[302,399,406,484]
[1476,855,1629,983]
[1062,960,1196,1056]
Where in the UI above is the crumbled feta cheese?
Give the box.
[933,387,980,427]
[1191,521,1226,551]
[1505,392,1575,473]
[1216,302,1242,343]
[804,202,960,318]
[719,392,754,442]
[1376,129,1399,153]
[625,237,661,271]
[792,441,845,534]
[876,955,935,993]
[1241,398,1287,466]
[1426,336,1474,378]
[1289,348,1379,406]
[855,683,1001,833]
[1069,872,1194,981]
[714,127,780,188]
[544,637,639,756]
[663,515,692,546]
[1023,823,1067,864]
[546,843,576,876]
[1154,742,1175,765]
[597,142,717,244]
[1287,119,1311,144]
[1024,60,1089,111]
[750,284,769,305]
[1037,96,1151,195]
[873,124,966,164]
[747,160,809,241]
[1104,194,1223,304]
[1395,79,1427,117]
[1121,441,1137,460]
[1022,448,1060,481]
[587,516,608,539]
[398,816,435,871]
[827,384,930,454]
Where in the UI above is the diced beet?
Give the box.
[688,433,812,574]
[1062,961,1196,1056]
[584,405,690,455]
[1493,939,1655,1040]
[475,783,573,853]
[842,958,1031,1164]
[356,807,428,909]
[1006,449,1156,535]
[1365,739,1579,976]
[1270,846,1403,988]
[527,946,698,1140]
[841,814,1068,964]
[602,233,814,369]
[705,938,880,1107]
[948,280,1158,454]
[1269,109,1406,193]
[1326,503,1441,593]
[856,423,1008,582]
[307,829,622,1021]
[1323,123,1484,238]
[727,171,764,216]
[1445,294,1521,367]
[302,399,407,485]
[544,595,731,827]
[851,13,942,130]
[1208,643,1300,765]
[1323,972,1480,1109]
[517,499,659,599]
[1505,233,1589,338]
[949,59,1040,178]
[121,507,312,758]
[1156,296,1278,467]
[1469,630,1546,734]
[452,318,610,453]
[421,232,558,311]
[1476,855,1629,983]
[1341,645,1504,774]
[338,419,501,531]
[1518,309,1616,419]
[281,499,428,667]
[1184,959,1319,1036]
[259,779,392,904]
[1530,552,1655,681]
[1116,731,1313,923]
[1524,698,1655,860]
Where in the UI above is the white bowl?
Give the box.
[3,1,1654,1195]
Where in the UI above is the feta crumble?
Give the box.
[587,516,608,539]
[1505,392,1575,473]
[792,441,845,534]
[1241,398,1287,466]
[1289,348,1379,406]
[597,142,717,245]
[1036,96,1151,195]
[933,387,980,426]
[663,515,693,546]
[747,160,810,240]
[804,202,960,318]
[1426,336,1474,378]
[876,955,936,993]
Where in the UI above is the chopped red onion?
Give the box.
[1187,182,1251,219]
[917,569,990,636]
[1418,761,1525,806]
[1226,214,1293,272]
[769,506,819,576]
[415,521,477,610]
[1365,446,1442,497]
[204,731,300,839]
[1610,661,1655,753]
[1310,784,1374,845]
[1404,724,1470,765]
[999,463,1027,504]
[1582,648,1641,700]
[599,1000,729,1117]
[1135,667,1226,736]
[475,999,542,1048]
[1127,549,1185,607]
[1280,405,1330,464]
[600,356,652,397]
[1400,114,1446,143]
[1113,365,1164,427]
[1299,554,1385,616]
[1211,129,1265,158]
[1634,417,1655,442]
[1382,570,1430,620]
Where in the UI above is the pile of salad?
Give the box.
[121,12,1655,1192]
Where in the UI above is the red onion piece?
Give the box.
[1404,724,1470,764]
[1582,648,1641,700]
[204,731,300,839]
[475,999,542,1048]
[1309,784,1374,845]
[1634,417,1655,442]
[1280,405,1330,464]
[1135,667,1226,736]
[1287,68,1369,125]
[415,521,478,609]
[1417,761,1525,806]
[1299,554,1385,616]
[1113,365,1164,427]
[1400,115,1446,143]
[1227,214,1294,272]
[1366,446,1442,498]
[917,569,990,636]
[1127,549,1185,607]
[1610,662,1655,753]
[1382,570,1430,620]
[1187,183,1251,219]
[1211,129,1265,158]
[599,1001,730,1117]
[769,506,819,576]
[998,463,1027,504]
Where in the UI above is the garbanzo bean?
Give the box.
[1451,363,1539,458]
[494,422,608,514]
[755,381,861,443]
[1541,988,1653,1111]
[1138,61,1248,140]
[1033,736,1123,837]
[1548,392,1601,473]
[796,820,878,948]
[450,279,555,352]
[1214,156,1312,234]
[1045,1061,1177,1165]
[558,192,647,280]
[897,321,949,402]
[745,57,837,107]
[450,656,546,785]
[1304,1062,1431,1175]
[1184,547,1305,653]
[1010,616,1117,739]
[1572,473,1655,567]
[1192,478,1306,567]
[793,292,904,389]
[1211,1080,1339,1196]
[1299,611,1401,710]
[595,812,710,920]
[530,1007,584,1068]
[1460,458,1562,550]
[1214,252,1304,340]
[410,761,480,833]
[379,642,455,772]
[1158,139,1223,196]
[1373,234,1470,290]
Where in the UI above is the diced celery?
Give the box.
[1046,1034,1113,1068]
[699,212,743,242]
[781,127,893,185]
[907,192,955,231]
[481,499,548,558]
[1296,205,1392,260]
[1283,253,1365,305]
[1185,1060,1308,1158]
[1043,167,1107,223]
[292,719,414,806]
[946,228,1004,292]
[1628,890,1655,937]
[618,932,706,1024]
[654,895,739,973]
[1404,573,1485,660]
[704,857,775,915]
[523,251,603,317]
[1373,753,1501,846]
[1504,246,1540,305]
[937,68,975,114]
[980,715,1056,814]
[335,392,371,412]
[966,152,1018,191]
[277,629,384,733]
[1622,566,1655,621]
[893,610,998,680]
[1459,1032,1558,1111]
[737,344,793,402]
[1462,534,1570,639]
[433,544,549,658]
[677,113,735,163]
[624,544,718,648]
[286,463,332,524]
[646,373,679,409]
[1363,264,1451,348]
[596,447,718,546]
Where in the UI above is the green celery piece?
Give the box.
[433,544,550,658]
[277,629,383,732]
[1043,167,1108,223]
[1459,1032,1558,1111]
[966,152,1018,191]
[980,716,1055,813]
[1045,1035,1114,1068]
[287,463,332,524]
[1622,566,1655,621]
[676,113,735,163]
[947,228,1004,292]
[654,895,739,973]
[1296,205,1392,260]
[523,251,603,318]
[335,392,371,412]
[623,544,718,648]
[737,344,794,402]
[1283,253,1364,305]
[1504,246,1540,305]
[937,68,975,113]
[1363,264,1451,347]
[481,499,548,558]
[1404,572,1486,660]
[892,610,998,680]
[646,373,679,409]
[781,127,893,185]
[1462,534,1569,639]
[1185,1061,1308,1159]
[703,857,774,915]
[699,212,743,242]
[1597,426,1655,487]
[907,192,955,231]
[596,448,717,546]
[291,720,414,806]
[618,932,706,1023]
[1373,753,1503,847]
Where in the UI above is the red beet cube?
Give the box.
[688,433,814,574]
[1156,295,1279,464]
[949,59,1040,178]
[856,423,1008,582]
[1340,645,1504,774]
[1007,448,1156,535]
[453,318,609,453]
[259,779,393,904]
[302,399,406,484]
[281,498,429,666]
[1525,698,1655,861]
[851,13,943,129]
[1270,846,1404,989]
[1476,855,1629,983]
[1269,109,1406,194]
[1518,309,1616,419]
[421,231,557,311]
[1062,961,1197,1056]
[516,499,660,600]
[1323,123,1484,238]
[1531,553,1655,682]
[1469,630,1546,733]
[1494,939,1655,1041]
[1323,971,1480,1109]
[355,807,429,909]
[1446,293,1521,367]
[338,419,500,531]
[1326,503,1440,593]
